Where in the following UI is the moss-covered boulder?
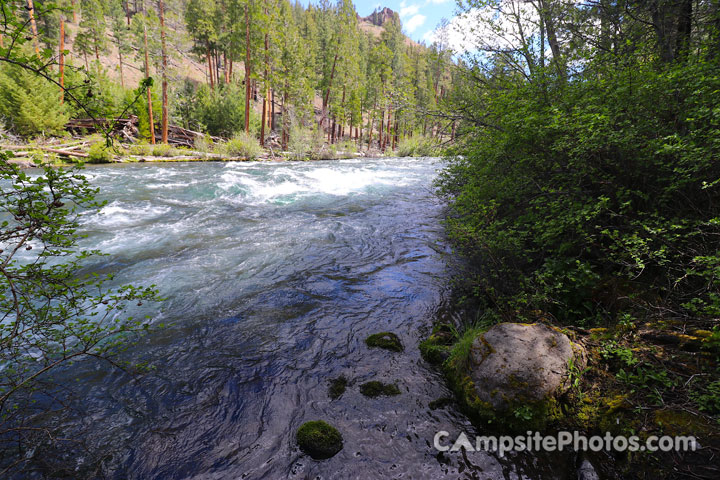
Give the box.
[359,381,401,397]
[365,332,403,352]
[296,420,343,459]
[447,322,585,431]
[328,376,348,400]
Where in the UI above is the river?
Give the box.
[42,158,573,479]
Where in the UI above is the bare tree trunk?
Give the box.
[117,39,125,88]
[379,108,385,151]
[143,24,156,144]
[244,3,251,133]
[271,89,276,130]
[26,0,40,54]
[281,82,288,150]
[206,51,215,90]
[676,0,693,60]
[321,53,339,131]
[158,0,168,143]
[260,10,269,148]
[59,18,65,104]
[71,0,78,23]
[392,115,398,150]
[125,0,131,25]
[224,52,230,83]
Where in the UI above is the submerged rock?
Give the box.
[328,376,348,400]
[296,420,343,459]
[365,332,404,352]
[359,381,401,397]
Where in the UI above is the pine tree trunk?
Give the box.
[158,0,169,143]
[143,24,156,144]
[71,0,78,23]
[117,40,125,88]
[379,109,385,151]
[206,45,215,89]
[392,115,398,150]
[26,0,40,54]
[59,18,65,104]
[125,0,131,25]
[244,3,251,133]
[260,13,269,147]
[224,52,230,83]
[321,53,339,132]
[282,82,288,150]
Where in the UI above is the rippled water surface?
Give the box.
[55,158,573,479]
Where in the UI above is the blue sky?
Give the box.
[297,1,459,44]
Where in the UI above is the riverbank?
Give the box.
[1,134,433,168]
[421,302,720,478]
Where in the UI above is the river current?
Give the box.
[40,158,574,479]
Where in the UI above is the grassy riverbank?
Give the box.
[3,133,439,167]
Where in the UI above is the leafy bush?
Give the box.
[288,124,325,160]
[439,60,720,328]
[397,136,437,157]
[87,142,113,163]
[223,132,262,159]
[177,83,260,138]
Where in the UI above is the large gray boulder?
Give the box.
[469,322,585,411]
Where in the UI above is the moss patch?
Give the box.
[328,376,348,400]
[429,397,454,410]
[296,420,343,459]
[365,332,404,352]
[359,381,401,397]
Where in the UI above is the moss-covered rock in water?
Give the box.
[296,420,343,459]
[328,376,348,400]
[359,381,401,397]
[365,332,403,352]
[442,322,585,432]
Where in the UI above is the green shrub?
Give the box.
[177,83,261,138]
[438,60,720,328]
[87,142,113,164]
[288,125,325,160]
[397,136,437,157]
[223,132,262,160]
[0,60,69,136]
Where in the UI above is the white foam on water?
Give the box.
[82,200,171,227]
[217,163,414,203]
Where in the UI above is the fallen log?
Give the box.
[40,147,89,158]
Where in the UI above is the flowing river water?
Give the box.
[41,158,576,479]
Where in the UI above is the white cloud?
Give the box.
[424,1,542,53]
[405,14,427,33]
[400,4,420,18]
[425,0,450,4]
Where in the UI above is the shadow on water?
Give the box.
[23,158,579,479]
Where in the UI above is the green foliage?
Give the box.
[179,83,260,138]
[328,376,348,400]
[439,59,720,328]
[296,420,343,459]
[691,380,720,415]
[365,332,403,352]
[0,155,160,468]
[0,61,69,136]
[397,136,437,157]
[599,341,638,368]
[223,132,262,160]
[87,141,113,163]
